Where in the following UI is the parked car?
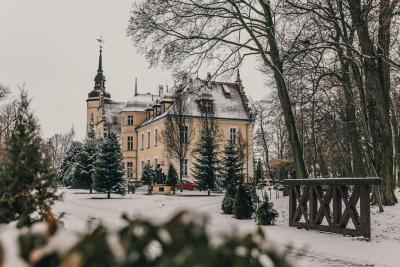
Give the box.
[176,180,198,191]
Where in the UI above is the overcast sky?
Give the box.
[0,0,271,140]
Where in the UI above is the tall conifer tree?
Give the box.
[254,159,263,185]
[141,164,155,194]
[221,141,244,189]
[93,133,126,198]
[0,91,58,227]
[166,163,178,194]
[192,122,219,196]
[59,141,83,187]
[73,140,97,193]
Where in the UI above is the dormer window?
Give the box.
[199,99,213,114]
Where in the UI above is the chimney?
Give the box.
[134,77,138,96]
[159,85,164,96]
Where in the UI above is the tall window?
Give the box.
[127,115,134,126]
[155,158,158,166]
[155,129,158,146]
[141,161,144,169]
[182,158,188,176]
[127,136,134,151]
[147,159,151,166]
[180,125,188,144]
[229,128,237,145]
[141,134,144,150]
[127,162,133,178]
[147,131,151,148]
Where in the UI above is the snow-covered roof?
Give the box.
[139,78,252,128]
[123,93,159,112]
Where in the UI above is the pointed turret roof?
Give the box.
[88,46,111,100]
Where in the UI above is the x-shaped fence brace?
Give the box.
[284,178,381,238]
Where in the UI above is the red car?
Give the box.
[176,180,198,191]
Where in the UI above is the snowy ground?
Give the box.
[1,188,399,267]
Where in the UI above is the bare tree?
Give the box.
[128,0,308,179]
[161,86,193,188]
[0,100,19,163]
[44,127,75,172]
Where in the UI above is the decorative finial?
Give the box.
[96,36,105,51]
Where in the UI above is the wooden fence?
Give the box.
[283,178,381,238]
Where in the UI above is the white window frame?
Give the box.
[181,125,189,144]
[182,158,188,176]
[155,128,158,147]
[127,115,134,126]
[127,162,133,178]
[127,136,134,151]
[229,127,237,145]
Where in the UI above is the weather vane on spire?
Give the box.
[96,36,105,50]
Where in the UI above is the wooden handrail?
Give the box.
[283,177,381,185]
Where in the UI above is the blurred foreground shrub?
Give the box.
[13,211,291,267]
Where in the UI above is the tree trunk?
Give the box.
[342,61,365,177]
[258,1,308,179]
[179,159,183,192]
[347,0,396,205]
[208,189,210,196]
[107,191,110,199]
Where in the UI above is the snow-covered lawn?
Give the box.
[1,188,399,266]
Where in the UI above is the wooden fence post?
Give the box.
[359,185,371,238]
[332,185,341,227]
[309,185,317,224]
[289,186,296,226]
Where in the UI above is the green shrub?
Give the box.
[222,186,237,214]
[16,211,291,267]
[257,194,279,225]
[233,184,255,219]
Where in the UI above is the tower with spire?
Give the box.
[86,37,111,139]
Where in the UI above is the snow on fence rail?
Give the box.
[283,177,381,238]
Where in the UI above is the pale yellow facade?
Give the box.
[86,51,254,182]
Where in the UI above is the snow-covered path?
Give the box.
[50,188,400,267]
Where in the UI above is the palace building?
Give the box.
[86,48,255,181]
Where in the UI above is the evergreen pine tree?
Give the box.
[233,183,255,219]
[221,185,237,214]
[141,164,155,194]
[0,91,58,227]
[166,163,178,194]
[73,140,98,193]
[254,159,263,185]
[220,141,244,189]
[85,140,98,193]
[192,124,219,196]
[93,133,126,198]
[257,193,279,225]
[59,141,83,187]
